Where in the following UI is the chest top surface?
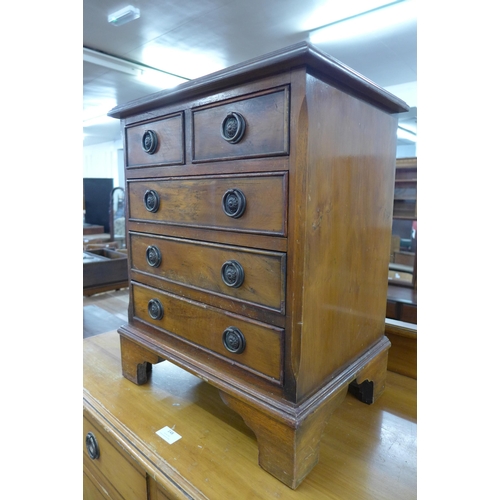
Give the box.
[108,41,408,121]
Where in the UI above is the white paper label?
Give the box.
[156,425,182,444]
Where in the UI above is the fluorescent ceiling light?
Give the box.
[303,0,398,31]
[309,0,415,43]
[108,5,140,26]
[397,126,417,142]
[83,47,141,76]
[141,45,226,80]
[83,47,189,88]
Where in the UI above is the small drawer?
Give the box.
[128,172,287,236]
[192,87,289,162]
[83,417,147,500]
[126,112,184,167]
[132,283,284,384]
[130,233,286,313]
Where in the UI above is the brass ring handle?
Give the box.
[148,298,164,320]
[86,432,100,460]
[142,130,158,154]
[222,188,246,218]
[144,189,160,213]
[146,245,162,268]
[222,326,246,354]
[221,260,245,288]
[221,112,246,144]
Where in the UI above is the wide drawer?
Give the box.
[128,172,287,236]
[192,87,289,162]
[132,283,284,384]
[126,112,184,167]
[83,417,147,500]
[130,233,286,313]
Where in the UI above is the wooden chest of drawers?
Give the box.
[109,42,408,489]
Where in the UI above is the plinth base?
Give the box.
[118,328,390,489]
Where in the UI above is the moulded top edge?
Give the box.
[108,41,409,120]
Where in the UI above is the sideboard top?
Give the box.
[108,41,409,119]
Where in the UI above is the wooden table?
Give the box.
[83,332,416,499]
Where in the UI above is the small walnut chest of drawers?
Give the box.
[109,42,408,489]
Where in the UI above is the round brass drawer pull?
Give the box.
[222,326,246,354]
[222,188,246,218]
[144,189,160,213]
[146,245,162,268]
[221,112,246,144]
[86,432,100,460]
[142,129,158,154]
[148,298,164,320]
[221,260,245,288]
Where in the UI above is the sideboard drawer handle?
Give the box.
[144,189,160,213]
[148,298,164,320]
[221,260,245,288]
[86,432,100,460]
[146,245,162,268]
[222,188,246,218]
[142,130,158,154]
[221,112,246,144]
[222,326,246,354]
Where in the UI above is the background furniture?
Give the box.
[109,42,407,488]
[84,178,114,233]
[384,318,417,379]
[83,248,128,296]
[83,331,417,499]
[386,157,417,379]
[388,157,417,289]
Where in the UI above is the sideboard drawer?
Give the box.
[126,112,184,167]
[83,417,147,500]
[130,233,286,313]
[128,173,288,236]
[132,283,284,384]
[192,87,289,162]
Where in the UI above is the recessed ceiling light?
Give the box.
[108,5,140,27]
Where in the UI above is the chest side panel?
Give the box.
[292,74,397,399]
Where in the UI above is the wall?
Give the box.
[83,140,124,187]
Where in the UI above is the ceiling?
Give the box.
[83,0,417,148]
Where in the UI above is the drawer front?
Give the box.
[126,112,184,167]
[132,283,283,383]
[192,87,289,162]
[83,417,147,500]
[128,173,287,236]
[130,233,286,313]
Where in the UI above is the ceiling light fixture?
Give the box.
[309,0,415,43]
[397,126,417,143]
[303,0,398,31]
[83,47,189,89]
[83,47,141,76]
[108,5,140,27]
